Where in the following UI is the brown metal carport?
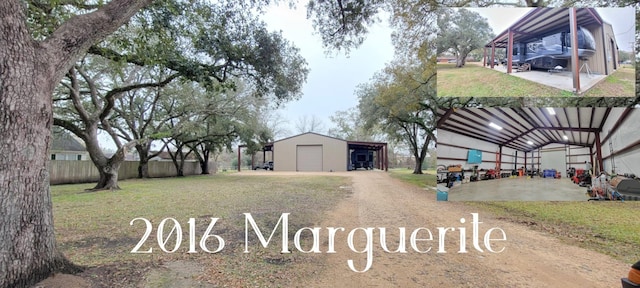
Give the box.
[347,140,389,171]
[483,8,619,94]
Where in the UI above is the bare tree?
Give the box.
[295,114,326,134]
[260,110,291,139]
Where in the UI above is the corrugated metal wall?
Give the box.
[273,133,347,172]
[582,22,617,76]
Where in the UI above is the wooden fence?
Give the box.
[49,160,215,185]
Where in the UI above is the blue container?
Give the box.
[437,190,448,201]
[437,185,449,201]
[543,169,556,178]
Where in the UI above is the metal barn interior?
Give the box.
[483,8,620,94]
[436,107,640,201]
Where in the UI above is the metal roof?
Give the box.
[51,131,86,152]
[485,8,603,48]
[436,107,619,152]
[260,132,387,151]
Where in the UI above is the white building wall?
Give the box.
[437,129,503,170]
[599,108,640,175]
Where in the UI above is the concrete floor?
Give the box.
[487,65,606,93]
[447,177,589,201]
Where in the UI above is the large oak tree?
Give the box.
[0,1,154,286]
[436,8,493,68]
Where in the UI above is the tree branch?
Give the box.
[41,0,153,82]
[87,46,226,83]
[29,0,102,13]
[74,65,102,111]
[53,118,85,140]
[67,67,92,123]
[99,73,181,121]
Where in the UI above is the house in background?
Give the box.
[50,130,89,161]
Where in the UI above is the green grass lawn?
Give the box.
[583,66,635,97]
[51,174,350,286]
[437,63,635,97]
[388,168,437,189]
[391,172,640,264]
[437,63,573,97]
[467,201,640,264]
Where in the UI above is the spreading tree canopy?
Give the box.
[437,8,494,68]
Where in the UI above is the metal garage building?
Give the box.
[238,132,388,172]
[274,132,347,172]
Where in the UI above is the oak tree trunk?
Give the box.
[0,44,70,288]
[95,162,122,190]
[177,162,185,177]
[199,149,210,174]
[81,125,127,191]
[0,3,75,286]
[1,0,152,285]
[136,144,151,178]
[412,153,424,174]
[200,161,210,174]
[412,135,431,175]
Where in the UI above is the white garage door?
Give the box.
[541,149,567,176]
[297,145,323,171]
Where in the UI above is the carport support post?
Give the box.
[507,28,514,74]
[601,21,609,75]
[237,145,242,172]
[537,148,541,172]
[589,146,595,173]
[385,143,388,172]
[491,42,496,69]
[497,146,503,179]
[595,132,604,174]
[569,7,581,94]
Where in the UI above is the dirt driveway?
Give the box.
[36,170,630,287]
[270,170,629,287]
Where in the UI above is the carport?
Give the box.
[347,140,389,171]
[436,107,640,201]
[483,8,620,94]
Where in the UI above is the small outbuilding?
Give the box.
[237,132,388,172]
[274,132,347,172]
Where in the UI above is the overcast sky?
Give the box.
[262,4,395,138]
[467,7,636,52]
